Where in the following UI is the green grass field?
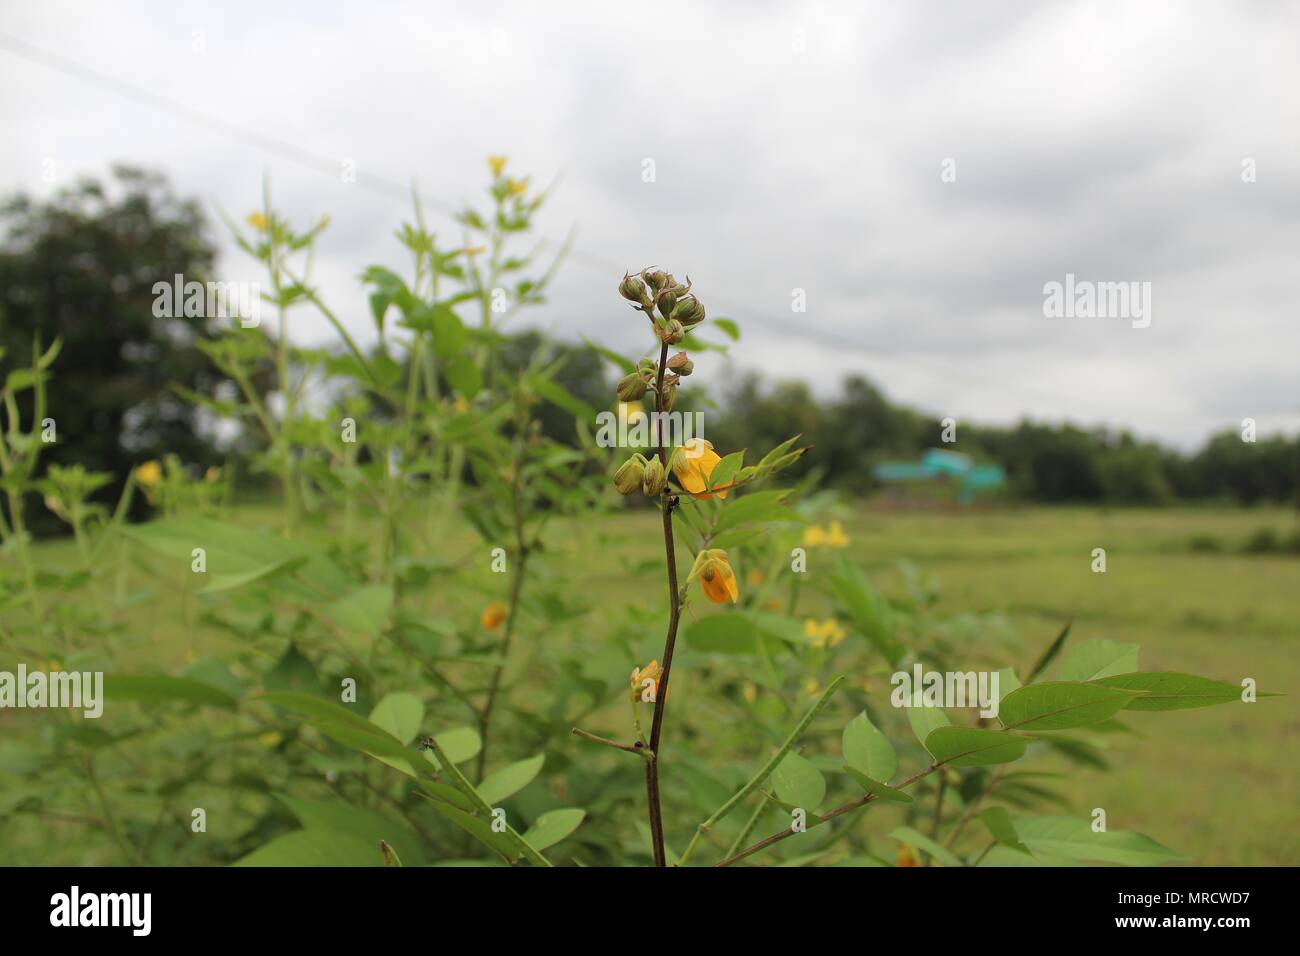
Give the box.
[12,501,1298,865]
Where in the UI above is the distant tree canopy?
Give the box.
[1,167,1292,524]
[694,371,1296,507]
[0,166,231,531]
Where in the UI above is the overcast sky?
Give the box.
[2,0,1296,449]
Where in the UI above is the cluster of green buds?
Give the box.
[619,268,707,346]
[614,452,668,497]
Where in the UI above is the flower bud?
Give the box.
[660,319,685,345]
[642,269,673,293]
[660,383,678,412]
[665,350,689,369]
[677,359,694,376]
[619,272,645,303]
[671,296,706,326]
[642,456,667,496]
[614,454,646,495]
[616,371,648,402]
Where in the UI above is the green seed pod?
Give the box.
[616,372,648,402]
[661,382,678,412]
[642,269,672,293]
[671,296,706,326]
[661,319,685,345]
[618,273,644,303]
[614,455,646,495]
[642,456,667,496]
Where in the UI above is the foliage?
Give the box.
[0,158,1279,868]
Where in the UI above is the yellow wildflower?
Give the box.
[135,460,163,490]
[630,660,662,702]
[803,618,847,649]
[695,549,739,604]
[672,437,731,500]
[746,569,765,588]
[480,601,507,629]
[824,520,850,548]
[464,245,487,256]
[506,177,528,196]
[802,520,850,549]
[487,155,508,176]
[897,844,920,867]
[802,525,825,548]
[204,466,221,483]
[247,212,268,231]
[741,682,758,703]
[802,677,820,697]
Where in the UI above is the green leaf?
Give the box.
[478,754,545,806]
[278,796,424,865]
[712,317,740,341]
[522,808,585,851]
[771,752,825,811]
[843,766,913,803]
[842,712,897,783]
[978,806,1028,852]
[1092,672,1260,710]
[712,490,800,536]
[446,355,483,398]
[905,688,952,747]
[924,727,1027,767]
[325,584,394,633]
[708,451,745,490]
[257,692,415,768]
[233,830,380,866]
[1026,622,1071,682]
[998,681,1143,730]
[826,559,905,664]
[889,826,964,867]
[106,675,238,711]
[368,692,424,745]
[1056,639,1139,682]
[1013,816,1182,866]
[423,726,481,768]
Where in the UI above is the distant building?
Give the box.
[874,449,1005,504]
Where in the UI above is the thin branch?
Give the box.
[572,727,646,755]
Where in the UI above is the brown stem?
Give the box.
[572,727,645,755]
[644,340,680,868]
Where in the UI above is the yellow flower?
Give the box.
[487,155,508,176]
[695,549,739,604]
[802,677,820,697]
[803,618,847,649]
[672,437,731,500]
[480,601,507,629]
[506,177,528,196]
[897,844,920,868]
[802,520,849,549]
[259,731,283,749]
[630,659,662,702]
[204,466,221,483]
[135,460,163,490]
[618,401,647,427]
[741,682,758,703]
[247,212,268,231]
[763,597,783,612]
[452,396,471,414]
[747,569,765,588]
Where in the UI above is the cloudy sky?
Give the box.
[1,0,1296,449]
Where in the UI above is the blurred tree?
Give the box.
[0,165,230,534]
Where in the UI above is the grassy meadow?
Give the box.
[9,498,1295,866]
